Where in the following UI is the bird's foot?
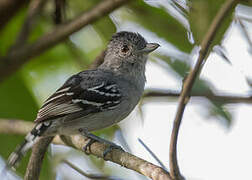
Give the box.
[79,128,124,157]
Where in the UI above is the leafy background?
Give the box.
[0,0,252,179]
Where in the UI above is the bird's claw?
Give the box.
[79,128,124,158]
[103,143,124,158]
[83,138,97,154]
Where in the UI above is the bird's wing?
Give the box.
[35,70,122,123]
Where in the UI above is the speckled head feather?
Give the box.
[101,31,154,75]
[111,31,147,50]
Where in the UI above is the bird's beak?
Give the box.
[140,43,160,54]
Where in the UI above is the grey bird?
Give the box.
[7,31,160,168]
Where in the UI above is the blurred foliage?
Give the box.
[65,0,100,19]
[0,6,54,179]
[21,44,79,104]
[188,0,234,46]
[128,1,193,53]
[0,0,251,179]
[0,75,53,179]
[93,16,117,41]
[155,54,232,125]
[0,8,26,55]
[240,0,252,6]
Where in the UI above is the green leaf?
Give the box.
[0,74,54,179]
[0,75,38,121]
[0,8,26,55]
[92,16,116,42]
[0,75,54,179]
[155,54,232,126]
[155,54,190,78]
[210,101,232,127]
[66,0,100,19]
[127,1,193,53]
[21,43,79,104]
[188,0,234,45]
[239,0,252,6]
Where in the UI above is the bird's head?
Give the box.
[105,31,160,65]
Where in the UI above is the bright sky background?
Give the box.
[117,5,252,180]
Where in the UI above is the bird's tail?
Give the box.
[7,121,51,169]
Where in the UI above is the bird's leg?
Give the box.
[78,128,124,157]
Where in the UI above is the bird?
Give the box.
[7,31,160,169]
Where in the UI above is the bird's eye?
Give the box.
[121,45,129,53]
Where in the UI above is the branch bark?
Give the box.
[169,0,240,179]
[0,0,130,83]
[143,88,252,104]
[0,0,27,30]
[1,119,172,180]
[61,135,171,180]
[9,0,46,50]
[24,137,54,180]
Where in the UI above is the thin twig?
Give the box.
[89,50,106,69]
[0,0,130,83]
[143,88,252,104]
[169,0,239,179]
[1,119,172,180]
[0,0,27,30]
[138,138,167,171]
[52,0,88,69]
[53,0,66,24]
[9,0,46,50]
[65,40,89,69]
[62,159,124,180]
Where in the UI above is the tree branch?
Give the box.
[0,119,33,134]
[24,137,54,180]
[0,0,130,83]
[169,0,240,179]
[9,0,46,50]
[0,0,27,30]
[1,119,171,180]
[62,135,172,180]
[143,88,252,104]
